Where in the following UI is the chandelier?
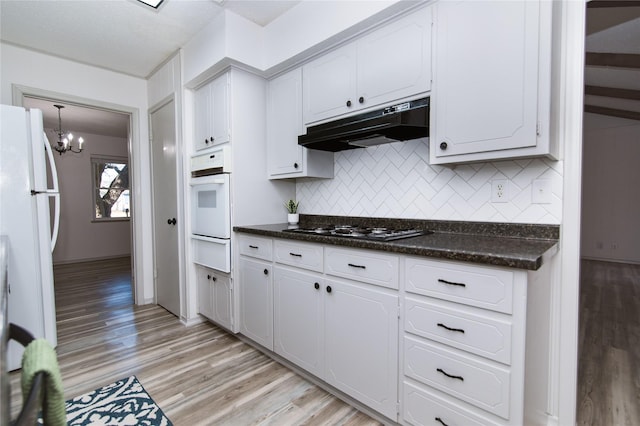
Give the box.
[53,104,85,155]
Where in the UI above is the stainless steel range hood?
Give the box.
[298,97,429,152]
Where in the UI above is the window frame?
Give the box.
[91,156,131,222]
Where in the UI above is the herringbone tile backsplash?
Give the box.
[296,138,562,224]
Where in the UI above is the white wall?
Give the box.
[0,42,154,303]
[297,139,563,224]
[581,113,640,263]
[49,131,131,264]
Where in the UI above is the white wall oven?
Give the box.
[190,146,231,273]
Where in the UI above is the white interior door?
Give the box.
[151,100,180,316]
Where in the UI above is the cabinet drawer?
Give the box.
[403,381,501,426]
[274,240,323,272]
[325,247,399,289]
[192,235,231,273]
[238,235,273,261]
[404,336,511,419]
[405,257,514,314]
[405,297,512,364]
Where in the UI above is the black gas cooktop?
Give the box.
[282,225,429,242]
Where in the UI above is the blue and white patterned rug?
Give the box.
[40,375,173,426]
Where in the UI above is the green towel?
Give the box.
[21,338,67,426]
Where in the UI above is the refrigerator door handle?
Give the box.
[43,133,60,252]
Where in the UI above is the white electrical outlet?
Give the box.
[491,179,509,203]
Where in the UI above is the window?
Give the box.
[92,157,130,220]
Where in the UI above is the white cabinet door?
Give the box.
[193,74,230,151]
[357,5,431,109]
[303,43,357,124]
[196,265,214,320]
[210,73,230,146]
[324,277,399,420]
[273,266,324,376]
[302,6,432,125]
[212,272,232,331]
[239,257,273,350]
[430,0,545,163]
[194,83,213,151]
[267,68,335,180]
[268,68,304,176]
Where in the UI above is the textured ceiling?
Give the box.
[0,0,300,78]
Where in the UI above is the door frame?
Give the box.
[148,94,186,319]
[12,84,143,303]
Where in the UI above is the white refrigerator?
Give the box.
[0,104,60,371]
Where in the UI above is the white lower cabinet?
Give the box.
[237,235,550,425]
[239,257,273,351]
[401,257,531,426]
[323,277,399,420]
[196,265,232,331]
[273,266,324,377]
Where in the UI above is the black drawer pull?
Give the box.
[249,245,258,249]
[347,263,366,269]
[437,323,465,333]
[289,252,302,257]
[326,285,332,293]
[314,282,320,290]
[438,278,466,288]
[435,417,449,426]
[263,269,269,275]
[436,368,464,381]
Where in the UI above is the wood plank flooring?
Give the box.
[9,257,381,425]
[577,259,640,426]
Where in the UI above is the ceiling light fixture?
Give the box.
[52,105,84,155]
[136,0,164,9]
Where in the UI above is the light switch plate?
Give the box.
[532,179,552,204]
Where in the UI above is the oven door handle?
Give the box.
[190,177,226,186]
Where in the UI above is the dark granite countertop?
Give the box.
[233,215,559,271]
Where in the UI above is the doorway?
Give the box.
[578,2,640,424]
[21,95,136,303]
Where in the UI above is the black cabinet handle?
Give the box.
[167,218,176,225]
[289,252,302,257]
[263,269,269,275]
[314,282,320,290]
[437,323,465,333]
[347,263,366,269]
[206,274,217,282]
[436,368,464,381]
[205,138,209,144]
[438,278,466,288]
[294,162,299,169]
[358,96,364,104]
[212,276,217,282]
[435,417,449,426]
[207,274,211,280]
[346,100,352,107]
[440,141,448,150]
[210,137,214,142]
[209,154,216,159]
[249,245,258,249]
[326,285,332,293]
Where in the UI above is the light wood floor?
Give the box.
[577,259,640,426]
[9,257,381,425]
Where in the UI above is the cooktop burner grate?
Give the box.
[283,225,428,241]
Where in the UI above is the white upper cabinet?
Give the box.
[194,73,230,151]
[267,68,334,179]
[430,0,555,164]
[303,5,432,125]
